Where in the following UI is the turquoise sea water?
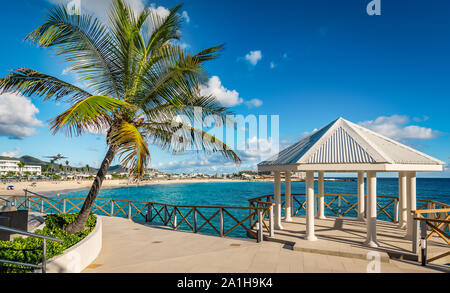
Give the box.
[62,178,450,238]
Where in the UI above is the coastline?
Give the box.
[0,178,256,196]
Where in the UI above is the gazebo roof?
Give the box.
[258,118,444,172]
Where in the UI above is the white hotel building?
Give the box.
[0,159,41,175]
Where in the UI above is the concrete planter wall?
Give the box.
[44,216,102,273]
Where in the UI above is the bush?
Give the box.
[0,213,96,273]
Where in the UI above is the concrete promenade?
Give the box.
[83,217,448,273]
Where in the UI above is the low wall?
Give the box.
[44,216,102,273]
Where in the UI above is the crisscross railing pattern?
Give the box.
[248,193,448,225]
[413,207,450,264]
[0,194,273,242]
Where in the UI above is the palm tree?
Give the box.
[65,160,70,173]
[0,1,240,234]
[50,159,55,173]
[85,164,90,175]
[17,161,26,176]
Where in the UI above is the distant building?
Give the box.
[0,159,41,175]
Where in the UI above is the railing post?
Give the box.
[220,208,224,237]
[42,239,47,273]
[13,197,17,207]
[249,203,254,229]
[193,208,197,233]
[41,198,44,213]
[257,208,263,243]
[269,205,274,238]
[173,207,177,229]
[128,202,132,219]
[427,202,434,220]
[147,203,153,223]
[164,205,168,225]
[364,195,367,218]
[420,220,427,266]
[338,195,342,217]
[412,216,419,254]
[25,190,29,210]
[291,195,294,217]
[63,199,66,214]
[110,200,114,217]
[394,198,399,223]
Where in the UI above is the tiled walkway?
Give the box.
[83,217,449,273]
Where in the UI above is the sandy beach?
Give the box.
[0,178,252,197]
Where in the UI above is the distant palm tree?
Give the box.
[17,161,26,175]
[65,160,70,173]
[50,159,55,173]
[85,164,90,175]
[0,0,240,233]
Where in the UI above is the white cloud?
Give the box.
[245,50,262,66]
[1,148,20,158]
[199,76,263,108]
[180,42,190,50]
[0,93,43,139]
[199,76,243,107]
[181,11,190,23]
[62,67,72,75]
[245,98,263,108]
[153,136,280,174]
[358,115,440,141]
[149,3,170,19]
[240,137,279,162]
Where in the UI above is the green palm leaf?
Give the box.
[108,120,150,177]
[50,95,134,136]
[0,68,91,102]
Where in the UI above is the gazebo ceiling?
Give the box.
[258,118,444,172]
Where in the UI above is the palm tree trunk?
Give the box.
[65,145,117,234]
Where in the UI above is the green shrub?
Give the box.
[0,213,96,273]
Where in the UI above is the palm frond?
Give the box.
[50,95,134,136]
[144,4,183,54]
[26,5,122,98]
[194,45,224,62]
[0,68,91,102]
[108,120,150,178]
[143,121,241,164]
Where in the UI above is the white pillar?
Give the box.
[406,172,416,240]
[305,171,317,241]
[274,171,283,230]
[318,171,326,219]
[285,171,292,222]
[365,171,379,247]
[398,172,407,229]
[357,171,365,221]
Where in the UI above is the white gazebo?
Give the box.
[258,117,444,248]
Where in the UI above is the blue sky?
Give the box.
[0,0,449,177]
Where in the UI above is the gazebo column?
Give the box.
[398,172,407,229]
[406,172,417,240]
[318,171,326,219]
[285,171,292,222]
[274,171,283,230]
[365,171,379,247]
[305,171,317,241]
[357,171,365,221]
